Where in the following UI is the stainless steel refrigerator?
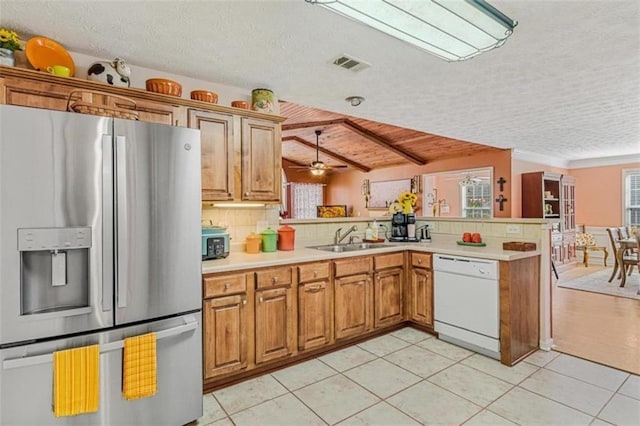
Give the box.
[0,105,203,425]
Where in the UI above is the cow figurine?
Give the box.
[87,57,131,87]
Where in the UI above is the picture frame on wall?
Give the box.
[368,178,411,209]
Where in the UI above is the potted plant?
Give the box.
[0,28,22,67]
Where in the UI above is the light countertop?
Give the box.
[202,239,540,274]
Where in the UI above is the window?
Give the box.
[461,182,492,218]
[623,168,640,227]
[289,183,323,219]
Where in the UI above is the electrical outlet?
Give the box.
[506,224,521,234]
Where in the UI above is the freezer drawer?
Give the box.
[0,313,202,426]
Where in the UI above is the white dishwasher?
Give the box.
[433,254,500,359]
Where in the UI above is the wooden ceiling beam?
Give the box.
[343,119,427,165]
[282,157,307,167]
[282,135,371,172]
[282,118,346,131]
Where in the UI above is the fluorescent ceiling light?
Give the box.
[307,0,517,62]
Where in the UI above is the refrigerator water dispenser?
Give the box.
[18,227,92,315]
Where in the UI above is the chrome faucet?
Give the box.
[348,235,362,244]
[334,225,358,244]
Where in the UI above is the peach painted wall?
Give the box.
[434,176,461,217]
[511,159,568,218]
[326,149,512,218]
[571,163,640,227]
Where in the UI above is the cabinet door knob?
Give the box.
[313,271,318,277]
[244,192,249,197]
[224,283,230,289]
[259,296,264,303]
[426,273,430,278]
[272,276,278,283]
[242,299,247,305]
[418,258,422,264]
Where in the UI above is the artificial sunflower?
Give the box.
[397,190,418,214]
[0,29,22,51]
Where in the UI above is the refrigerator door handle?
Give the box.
[2,315,199,370]
[115,135,128,309]
[102,135,114,313]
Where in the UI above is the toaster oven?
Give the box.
[202,227,229,260]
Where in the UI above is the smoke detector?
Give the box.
[345,96,365,107]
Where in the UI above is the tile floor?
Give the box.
[197,328,640,425]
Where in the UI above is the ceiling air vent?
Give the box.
[331,54,371,73]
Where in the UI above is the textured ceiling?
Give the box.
[1,0,639,162]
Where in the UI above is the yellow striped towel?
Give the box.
[122,332,157,400]
[53,344,100,417]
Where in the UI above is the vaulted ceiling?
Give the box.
[280,101,506,174]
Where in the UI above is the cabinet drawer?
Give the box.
[334,257,371,277]
[255,266,293,289]
[204,274,247,298]
[298,262,330,284]
[374,252,404,270]
[411,252,432,268]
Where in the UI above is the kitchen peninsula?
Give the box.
[201,217,544,392]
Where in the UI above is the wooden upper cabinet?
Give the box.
[121,96,181,125]
[1,77,73,111]
[0,75,181,125]
[0,69,286,206]
[188,109,234,201]
[241,117,281,201]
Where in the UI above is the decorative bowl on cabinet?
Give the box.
[145,78,182,96]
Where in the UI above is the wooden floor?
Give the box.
[552,264,640,375]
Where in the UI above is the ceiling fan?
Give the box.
[445,173,484,186]
[288,130,347,175]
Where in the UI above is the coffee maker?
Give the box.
[390,212,419,242]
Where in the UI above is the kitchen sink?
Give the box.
[308,243,394,252]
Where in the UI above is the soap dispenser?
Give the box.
[372,219,379,240]
[364,223,374,240]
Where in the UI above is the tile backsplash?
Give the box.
[202,206,280,246]
[202,206,548,252]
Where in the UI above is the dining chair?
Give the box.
[606,227,621,282]
[618,226,637,275]
[619,226,630,239]
[636,234,640,295]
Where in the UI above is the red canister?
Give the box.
[277,225,296,251]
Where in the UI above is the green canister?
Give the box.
[260,227,278,252]
[251,88,277,114]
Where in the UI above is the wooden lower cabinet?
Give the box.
[374,267,404,328]
[409,252,433,327]
[334,273,373,339]
[203,294,248,379]
[409,267,433,326]
[298,280,333,351]
[202,250,541,390]
[499,257,540,365]
[255,286,296,364]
